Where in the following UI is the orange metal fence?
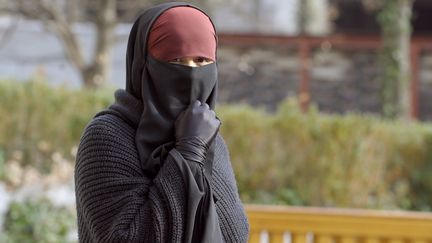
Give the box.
[246,205,432,243]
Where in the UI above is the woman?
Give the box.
[74,2,249,243]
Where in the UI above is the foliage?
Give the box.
[218,98,432,211]
[0,198,76,243]
[0,149,5,181]
[0,79,113,174]
[377,0,414,118]
[0,80,431,211]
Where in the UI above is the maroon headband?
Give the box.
[148,6,217,62]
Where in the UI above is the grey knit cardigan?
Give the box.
[74,111,249,242]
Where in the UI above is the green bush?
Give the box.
[0,80,431,211]
[0,79,113,173]
[0,149,5,181]
[218,99,432,211]
[1,198,76,243]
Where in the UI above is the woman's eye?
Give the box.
[195,57,206,63]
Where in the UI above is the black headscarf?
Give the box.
[125,2,218,180]
[102,2,224,243]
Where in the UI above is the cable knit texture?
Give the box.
[74,113,249,242]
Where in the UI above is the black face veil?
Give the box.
[125,2,219,178]
[93,3,225,242]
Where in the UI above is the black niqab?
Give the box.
[120,2,223,243]
[126,2,218,178]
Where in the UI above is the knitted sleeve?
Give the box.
[74,115,189,243]
[212,134,250,243]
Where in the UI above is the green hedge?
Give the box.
[0,80,431,211]
[0,80,112,173]
[1,198,76,243]
[219,101,432,211]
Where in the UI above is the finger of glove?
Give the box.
[213,117,221,129]
[192,100,201,108]
[201,102,210,110]
[208,109,216,117]
[215,115,222,125]
[200,108,218,122]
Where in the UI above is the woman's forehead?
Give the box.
[146,6,217,62]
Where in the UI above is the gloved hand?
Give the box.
[174,100,221,165]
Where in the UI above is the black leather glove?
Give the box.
[174,100,221,165]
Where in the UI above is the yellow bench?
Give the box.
[246,205,432,243]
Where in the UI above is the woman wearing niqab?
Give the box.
[74,2,249,243]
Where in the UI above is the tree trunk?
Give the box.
[81,0,117,88]
[65,0,79,23]
[7,0,118,88]
[378,0,414,119]
[396,0,413,120]
[298,0,309,34]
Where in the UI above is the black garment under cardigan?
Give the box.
[124,3,223,240]
[73,92,249,242]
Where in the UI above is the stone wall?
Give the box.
[309,50,382,115]
[217,45,432,120]
[2,19,431,120]
[419,51,432,121]
[217,46,299,111]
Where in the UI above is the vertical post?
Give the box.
[269,230,284,243]
[299,38,311,112]
[410,43,419,119]
[248,230,261,243]
[377,0,414,119]
[292,232,308,243]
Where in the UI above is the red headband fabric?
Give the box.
[148,6,217,62]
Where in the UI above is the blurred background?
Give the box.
[0,0,431,242]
